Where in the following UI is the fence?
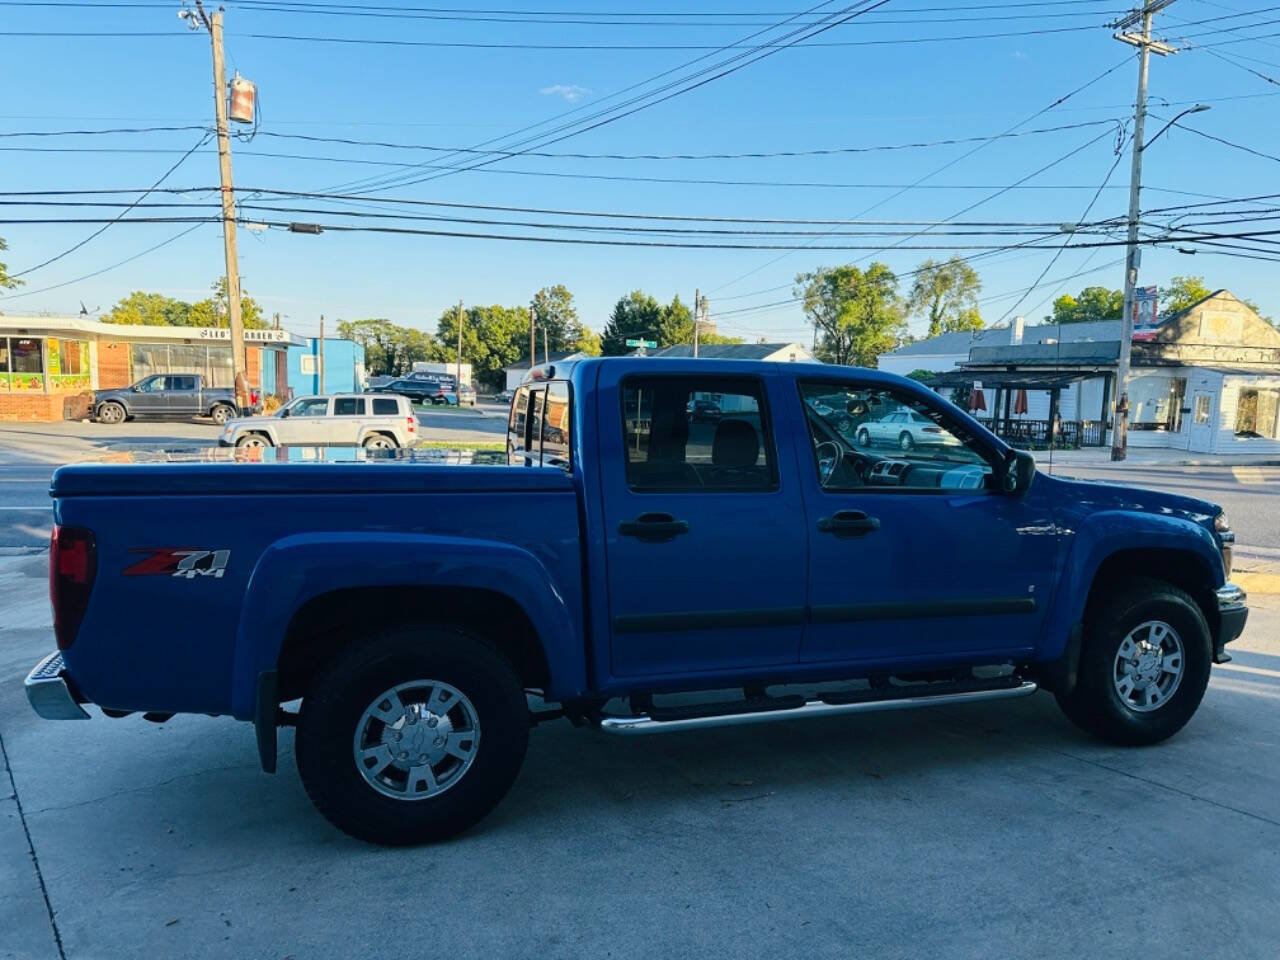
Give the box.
[976,418,1106,449]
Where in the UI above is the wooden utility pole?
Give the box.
[455,300,464,390]
[529,304,536,374]
[693,288,700,357]
[543,325,549,364]
[195,2,247,408]
[318,315,326,395]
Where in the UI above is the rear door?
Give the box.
[597,367,807,679]
[167,375,201,417]
[330,396,367,444]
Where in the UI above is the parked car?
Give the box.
[686,398,722,422]
[218,394,415,450]
[369,378,457,406]
[495,389,514,404]
[27,358,1246,846]
[457,383,476,407]
[856,409,961,451]
[92,374,259,426]
[365,375,395,391]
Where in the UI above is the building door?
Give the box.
[1189,392,1215,453]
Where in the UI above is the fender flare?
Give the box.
[229,531,580,721]
[1039,510,1223,662]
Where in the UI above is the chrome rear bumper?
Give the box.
[25,652,90,720]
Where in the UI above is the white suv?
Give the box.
[219,394,416,450]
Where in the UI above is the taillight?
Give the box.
[50,525,97,651]
[407,416,416,433]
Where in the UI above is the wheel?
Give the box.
[210,404,233,426]
[97,402,125,425]
[362,434,396,451]
[236,434,269,449]
[898,431,914,452]
[856,428,871,448]
[1055,579,1211,746]
[295,627,529,845]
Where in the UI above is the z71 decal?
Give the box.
[123,548,231,579]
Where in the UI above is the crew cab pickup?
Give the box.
[92,373,259,426]
[27,359,1248,845]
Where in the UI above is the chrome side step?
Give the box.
[599,680,1038,736]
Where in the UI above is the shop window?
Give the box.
[11,338,43,373]
[1235,389,1280,439]
[1129,375,1187,432]
[0,338,9,374]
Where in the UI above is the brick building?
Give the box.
[0,315,304,422]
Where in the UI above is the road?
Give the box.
[2,546,1278,960]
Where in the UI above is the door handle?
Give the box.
[817,510,880,538]
[618,512,690,543]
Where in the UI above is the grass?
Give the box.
[414,440,503,450]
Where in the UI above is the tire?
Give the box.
[898,431,914,452]
[236,433,269,449]
[97,402,125,425]
[856,428,871,448]
[210,404,233,426]
[1055,578,1211,746]
[295,627,529,846]
[362,434,396,451]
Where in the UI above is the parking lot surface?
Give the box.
[2,549,1278,960]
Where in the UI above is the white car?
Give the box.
[218,394,416,451]
[855,409,960,452]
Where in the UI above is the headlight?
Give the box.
[1215,512,1232,536]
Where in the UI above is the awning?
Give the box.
[925,370,1096,390]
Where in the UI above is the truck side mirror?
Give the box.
[1002,449,1036,495]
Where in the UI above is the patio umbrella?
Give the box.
[968,388,987,413]
[1013,388,1029,415]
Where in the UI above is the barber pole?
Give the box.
[229,73,256,124]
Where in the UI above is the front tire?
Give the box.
[1055,579,1211,746]
[236,433,269,449]
[97,402,125,425]
[295,627,529,845]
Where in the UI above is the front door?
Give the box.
[130,375,170,417]
[283,396,333,446]
[1189,391,1215,453]
[794,378,1058,667]
[598,369,807,679]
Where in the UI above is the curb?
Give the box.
[1234,571,1280,597]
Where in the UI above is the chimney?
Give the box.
[1010,315,1025,346]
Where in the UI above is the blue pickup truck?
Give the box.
[27,358,1247,844]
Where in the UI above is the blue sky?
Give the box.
[1,0,1277,345]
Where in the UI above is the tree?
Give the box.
[188,277,267,329]
[337,318,445,376]
[532,283,601,355]
[601,290,662,355]
[0,237,20,290]
[438,304,528,388]
[101,278,267,329]
[657,294,694,346]
[906,256,983,338]
[795,263,905,367]
[1159,275,1213,315]
[1047,285,1123,325]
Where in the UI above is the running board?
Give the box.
[598,680,1038,735]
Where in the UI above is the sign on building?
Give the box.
[1132,286,1159,341]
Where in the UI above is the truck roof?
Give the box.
[526,356,908,388]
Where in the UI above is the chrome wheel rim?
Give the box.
[899,433,912,450]
[238,436,266,448]
[101,405,122,423]
[353,680,480,800]
[365,437,393,450]
[1113,620,1184,713]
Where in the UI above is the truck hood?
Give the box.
[1040,472,1222,530]
[51,449,570,498]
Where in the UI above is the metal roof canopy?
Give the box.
[925,370,1095,390]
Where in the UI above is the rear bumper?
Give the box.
[25,651,90,720]
[1214,582,1248,663]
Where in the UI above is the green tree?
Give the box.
[102,291,192,326]
[438,304,528,388]
[795,263,905,367]
[657,294,693,346]
[532,283,601,355]
[1159,275,1213,315]
[906,256,983,338]
[601,290,662,355]
[1047,285,1124,324]
[188,277,267,329]
[0,237,20,290]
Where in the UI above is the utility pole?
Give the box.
[318,315,325,395]
[192,1,247,409]
[543,325,549,365]
[529,304,536,374]
[456,300,464,391]
[693,288,700,357]
[1111,0,1176,461]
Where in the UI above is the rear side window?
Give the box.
[333,397,365,416]
[621,376,777,492]
[541,382,571,469]
[371,397,399,416]
[171,375,197,391]
[509,386,533,463]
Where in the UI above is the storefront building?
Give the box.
[0,315,305,421]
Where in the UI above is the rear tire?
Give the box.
[1055,578,1211,746]
[362,434,396,451]
[898,431,914,451]
[295,626,529,845]
[210,404,233,426]
[856,428,871,448]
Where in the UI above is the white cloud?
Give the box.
[540,83,589,102]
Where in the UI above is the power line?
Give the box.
[0,124,211,138]
[9,132,212,278]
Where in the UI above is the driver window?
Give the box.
[799,381,993,492]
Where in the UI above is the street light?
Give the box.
[1142,103,1210,152]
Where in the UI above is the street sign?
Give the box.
[625,338,657,348]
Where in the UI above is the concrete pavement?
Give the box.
[2,550,1279,959]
